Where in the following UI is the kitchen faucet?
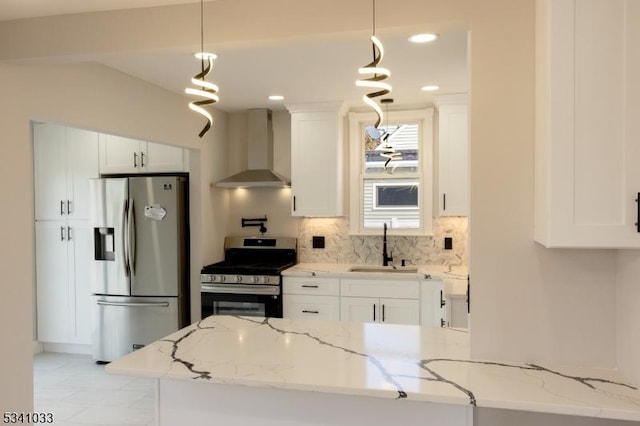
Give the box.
[382,222,393,266]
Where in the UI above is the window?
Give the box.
[348,109,433,235]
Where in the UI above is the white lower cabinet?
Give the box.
[284,295,340,321]
[446,295,469,329]
[339,277,420,325]
[420,280,446,327]
[283,275,447,327]
[35,220,92,344]
[283,277,340,321]
[340,297,419,325]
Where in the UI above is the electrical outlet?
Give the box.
[312,236,325,249]
[444,237,453,250]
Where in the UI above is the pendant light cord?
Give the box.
[200,0,205,74]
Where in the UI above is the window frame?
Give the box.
[348,108,434,236]
[372,182,420,211]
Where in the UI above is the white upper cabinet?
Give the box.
[434,95,469,217]
[535,0,640,248]
[287,102,346,217]
[99,134,188,174]
[34,123,99,221]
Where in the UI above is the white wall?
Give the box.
[0,61,227,411]
[615,251,640,386]
[467,0,618,368]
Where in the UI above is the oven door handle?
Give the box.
[201,284,280,296]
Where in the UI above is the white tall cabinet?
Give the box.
[33,122,98,346]
[434,95,469,217]
[34,124,99,221]
[287,102,345,217]
[535,0,640,248]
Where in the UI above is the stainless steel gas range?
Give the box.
[200,237,297,319]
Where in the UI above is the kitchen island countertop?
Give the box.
[106,315,640,422]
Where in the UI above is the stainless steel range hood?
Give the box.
[216,109,290,188]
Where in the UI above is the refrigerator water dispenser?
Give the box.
[94,227,115,261]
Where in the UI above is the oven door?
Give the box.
[201,284,282,319]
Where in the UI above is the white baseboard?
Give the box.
[40,342,92,355]
[32,341,44,354]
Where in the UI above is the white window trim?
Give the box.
[348,108,434,236]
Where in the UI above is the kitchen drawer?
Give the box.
[283,295,340,321]
[340,278,419,299]
[283,277,340,296]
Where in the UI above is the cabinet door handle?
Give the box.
[60,200,65,216]
[302,310,319,314]
[636,193,640,232]
[140,152,145,167]
[441,318,446,328]
[301,284,318,288]
[293,195,297,212]
[440,290,446,308]
[67,200,72,215]
[443,193,447,211]
[60,226,65,241]
[382,304,386,322]
[373,304,376,322]
[134,152,138,168]
[67,226,72,241]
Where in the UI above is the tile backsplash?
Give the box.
[297,217,468,266]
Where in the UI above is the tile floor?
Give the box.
[33,352,155,426]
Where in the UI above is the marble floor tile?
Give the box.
[33,352,155,426]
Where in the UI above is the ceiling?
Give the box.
[1,1,468,112]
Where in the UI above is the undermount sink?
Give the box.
[348,266,419,273]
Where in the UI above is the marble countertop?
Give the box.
[283,263,468,296]
[106,315,640,421]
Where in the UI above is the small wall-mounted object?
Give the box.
[312,236,325,249]
[241,215,268,234]
[444,237,453,250]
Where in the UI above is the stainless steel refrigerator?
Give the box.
[89,175,190,362]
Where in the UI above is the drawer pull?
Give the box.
[302,310,319,314]
[301,285,319,288]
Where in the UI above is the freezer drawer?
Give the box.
[92,295,180,362]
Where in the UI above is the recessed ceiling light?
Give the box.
[421,85,440,92]
[408,33,439,44]
[268,95,284,101]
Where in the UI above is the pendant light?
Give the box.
[379,98,401,173]
[356,0,392,133]
[185,0,220,138]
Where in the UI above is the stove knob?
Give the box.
[235,275,243,283]
[209,275,215,282]
[262,276,271,284]
[219,275,226,282]
[249,276,257,283]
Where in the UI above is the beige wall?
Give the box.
[0,0,635,413]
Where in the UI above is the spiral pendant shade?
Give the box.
[186,52,219,138]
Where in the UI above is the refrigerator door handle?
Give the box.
[122,199,130,277]
[128,198,136,275]
[96,300,170,308]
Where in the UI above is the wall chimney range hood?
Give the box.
[216,108,290,188]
